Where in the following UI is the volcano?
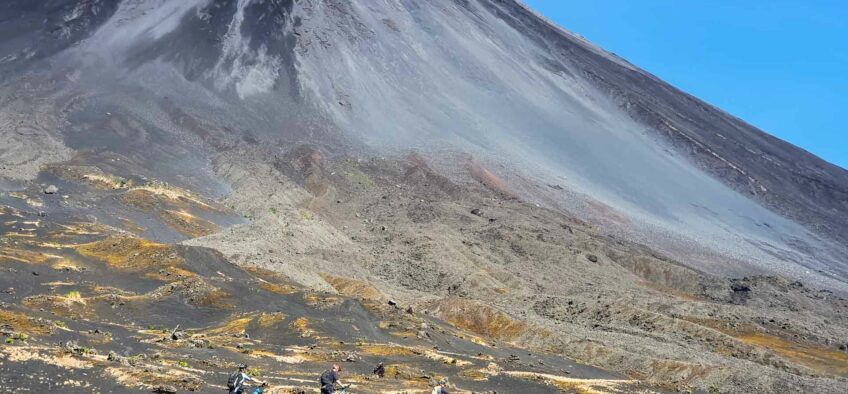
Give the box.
[1,1,847,393]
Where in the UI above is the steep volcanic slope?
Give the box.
[2,0,848,393]
[2,0,842,288]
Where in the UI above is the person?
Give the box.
[319,364,347,394]
[372,362,385,378]
[432,379,450,394]
[227,364,264,394]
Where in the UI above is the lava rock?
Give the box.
[152,384,178,394]
[586,254,598,263]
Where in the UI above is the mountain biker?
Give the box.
[432,379,450,394]
[227,364,264,394]
[320,363,347,394]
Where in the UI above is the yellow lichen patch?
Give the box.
[1,346,92,369]
[249,349,306,364]
[52,223,107,237]
[423,350,472,366]
[201,315,254,336]
[75,236,182,272]
[426,297,537,343]
[105,366,202,392]
[160,209,219,238]
[244,266,298,292]
[382,364,428,381]
[194,288,232,309]
[290,317,314,338]
[303,292,342,309]
[503,371,635,394]
[81,173,131,190]
[143,266,196,281]
[123,184,214,211]
[0,310,53,337]
[4,232,35,238]
[22,295,91,319]
[0,247,62,264]
[320,274,383,300]
[734,332,848,376]
[259,281,297,295]
[258,312,287,328]
[51,259,84,272]
[459,368,490,381]
[359,343,418,357]
[118,217,146,234]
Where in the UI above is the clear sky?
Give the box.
[522,0,847,170]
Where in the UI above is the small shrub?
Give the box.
[178,360,189,368]
[4,338,13,344]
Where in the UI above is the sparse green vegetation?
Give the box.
[66,290,82,299]
[178,360,189,368]
[269,207,277,215]
[299,209,313,221]
[4,338,13,344]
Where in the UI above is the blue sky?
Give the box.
[522,0,847,169]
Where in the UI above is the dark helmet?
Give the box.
[238,363,248,370]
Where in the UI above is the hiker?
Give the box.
[227,364,264,394]
[372,362,385,378]
[319,363,347,394]
[432,379,450,394]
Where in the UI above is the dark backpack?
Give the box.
[227,371,242,390]
[319,370,334,387]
